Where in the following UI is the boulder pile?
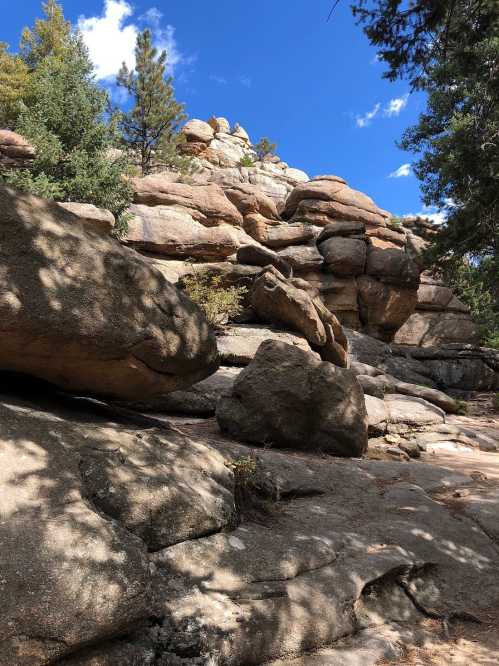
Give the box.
[0,121,498,666]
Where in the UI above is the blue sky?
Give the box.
[2,0,437,219]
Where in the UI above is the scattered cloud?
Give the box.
[370,53,381,65]
[239,75,252,88]
[389,163,412,178]
[79,1,186,80]
[384,93,409,117]
[355,103,381,128]
[402,200,455,225]
[210,75,228,85]
[78,0,137,80]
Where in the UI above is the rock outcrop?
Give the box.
[0,185,219,399]
[217,339,368,456]
[0,129,35,169]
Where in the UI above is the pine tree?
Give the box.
[0,43,29,128]
[1,4,132,221]
[116,29,191,175]
[254,137,277,161]
[20,0,71,69]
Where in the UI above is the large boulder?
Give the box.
[216,340,368,456]
[236,244,292,277]
[357,276,419,342]
[251,267,348,367]
[277,244,324,273]
[394,311,481,347]
[132,176,243,227]
[365,246,420,288]
[126,204,256,260]
[216,324,316,365]
[283,177,390,228]
[58,202,115,235]
[318,237,367,276]
[0,186,219,399]
[223,182,280,220]
[181,119,215,143]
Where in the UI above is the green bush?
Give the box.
[388,216,403,228]
[182,272,248,328]
[239,153,255,167]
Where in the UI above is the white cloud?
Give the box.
[210,75,228,85]
[384,93,409,117]
[403,205,445,225]
[79,1,137,80]
[355,103,381,128]
[79,1,185,80]
[389,163,411,178]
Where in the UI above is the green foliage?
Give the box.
[441,258,499,347]
[0,43,29,127]
[116,29,191,176]
[353,0,499,262]
[254,136,277,160]
[352,0,499,344]
[20,0,71,68]
[0,5,133,220]
[226,455,274,522]
[182,272,248,328]
[455,399,468,415]
[388,216,403,228]
[239,153,255,167]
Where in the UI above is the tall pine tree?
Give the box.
[117,29,191,175]
[1,0,132,221]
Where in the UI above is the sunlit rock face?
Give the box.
[0,185,219,400]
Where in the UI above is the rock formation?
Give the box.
[0,129,35,169]
[0,120,498,666]
[0,185,219,400]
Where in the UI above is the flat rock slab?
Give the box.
[0,393,235,664]
[149,439,499,664]
[216,324,315,365]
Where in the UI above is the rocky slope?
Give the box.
[0,125,498,666]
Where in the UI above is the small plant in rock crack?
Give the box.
[182,271,248,329]
[388,216,404,228]
[226,455,275,523]
[238,153,255,167]
[455,399,468,415]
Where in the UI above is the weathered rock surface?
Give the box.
[395,310,481,347]
[117,366,241,416]
[126,204,256,260]
[181,118,215,143]
[216,339,368,456]
[217,324,315,365]
[58,202,115,235]
[0,186,219,399]
[0,129,35,169]
[0,393,235,664]
[283,176,390,229]
[251,267,348,367]
[223,182,280,220]
[132,176,243,227]
[357,276,419,342]
[237,244,292,277]
[319,237,367,276]
[277,243,324,273]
